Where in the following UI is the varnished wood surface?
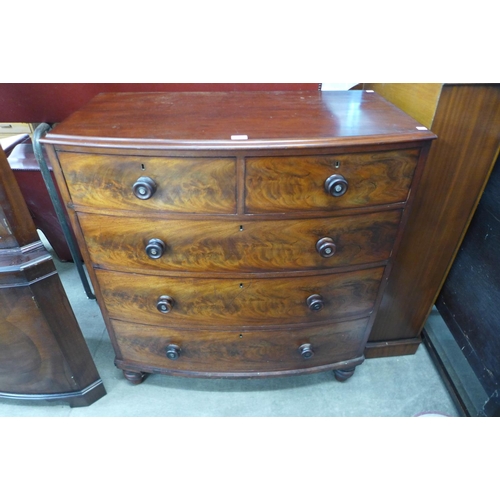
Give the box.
[363,84,443,129]
[0,146,105,405]
[0,243,52,286]
[97,267,384,328]
[78,210,401,274]
[0,84,320,123]
[0,285,72,393]
[369,84,500,346]
[57,152,237,214]
[0,148,38,248]
[40,91,436,379]
[364,338,421,358]
[245,149,419,212]
[41,91,436,150]
[112,317,369,374]
[0,260,104,401]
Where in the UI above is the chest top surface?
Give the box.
[42,91,436,150]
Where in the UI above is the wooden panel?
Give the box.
[42,91,436,150]
[245,149,419,212]
[369,84,500,345]
[112,317,369,375]
[363,84,443,129]
[0,285,71,393]
[78,210,402,273]
[58,152,237,214]
[0,148,38,248]
[435,154,500,407]
[97,267,384,328]
[0,146,105,406]
[364,338,421,358]
[0,84,320,123]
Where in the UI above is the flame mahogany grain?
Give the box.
[41,91,435,382]
[78,211,402,274]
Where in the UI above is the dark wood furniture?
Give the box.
[41,91,435,383]
[0,146,105,406]
[435,153,500,416]
[363,84,500,357]
[8,141,81,262]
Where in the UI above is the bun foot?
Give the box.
[123,370,146,385]
[333,367,356,382]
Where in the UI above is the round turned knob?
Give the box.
[166,344,181,360]
[145,238,166,259]
[299,343,314,359]
[316,237,336,258]
[324,174,348,197]
[157,295,174,314]
[133,176,157,200]
[307,294,324,311]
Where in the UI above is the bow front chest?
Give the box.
[41,91,435,384]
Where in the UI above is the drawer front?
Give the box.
[57,152,237,214]
[79,210,401,273]
[112,317,369,374]
[96,267,384,327]
[245,149,419,212]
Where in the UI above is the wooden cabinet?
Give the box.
[41,91,435,383]
[0,147,105,406]
[363,84,500,357]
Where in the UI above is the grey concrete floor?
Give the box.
[0,235,460,417]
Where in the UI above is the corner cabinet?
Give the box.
[41,91,435,384]
[0,146,105,406]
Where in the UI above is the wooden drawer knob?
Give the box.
[133,176,157,200]
[316,237,336,258]
[299,343,314,359]
[166,344,181,360]
[324,174,348,197]
[145,238,166,259]
[157,295,174,314]
[306,294,324,311]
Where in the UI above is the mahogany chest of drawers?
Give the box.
[41,91,435,384]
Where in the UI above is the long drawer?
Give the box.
[79,210,402,273]
[112,317,369,375]
[96,267,384,328]
[245,149,419,212]
[57,152,237,214]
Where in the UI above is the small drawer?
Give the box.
[96,267,384,328]
[79,210,401,273]
[112,317,369,375]
[245,149,419,213]
[57,152,237,214]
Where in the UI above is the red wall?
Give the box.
[0,83,320,123]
